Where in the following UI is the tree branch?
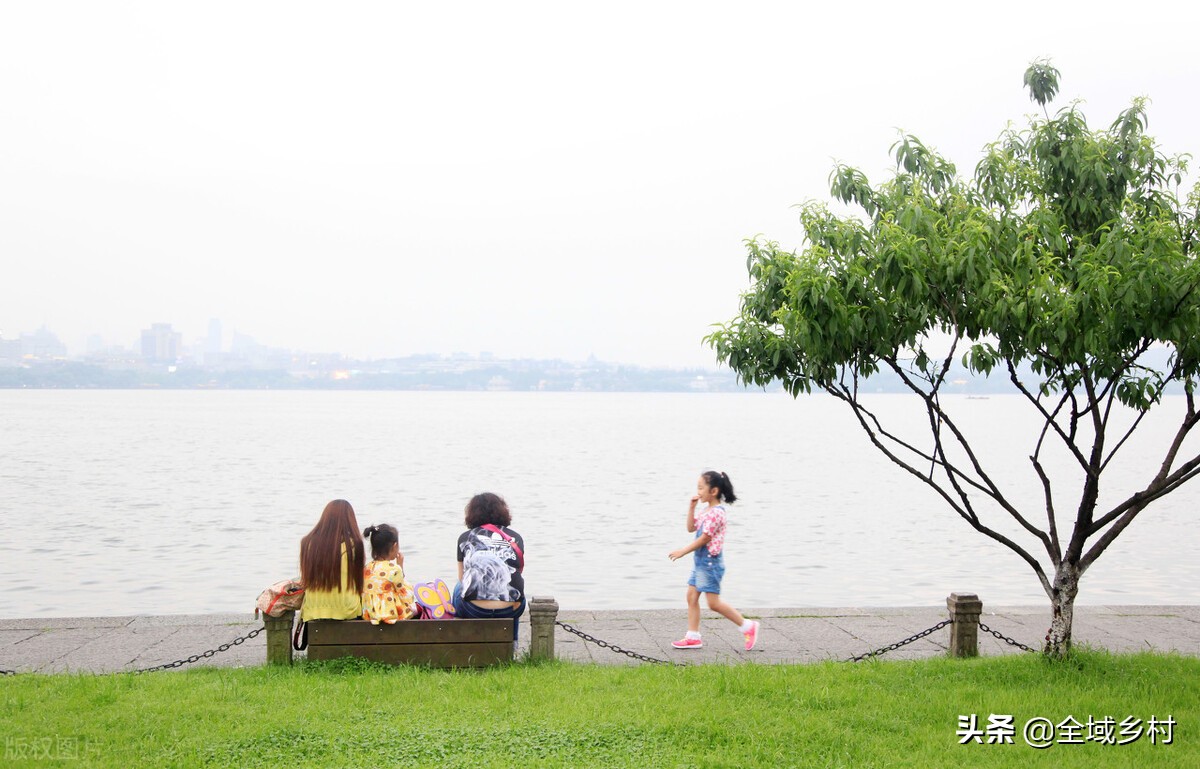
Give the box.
[1080,462,1200,571]
[1098,350,1178,474]
[826,382,1053,592]
[1028,393,1066,564]
[1089,407,1200,535]
[1006,359,1091,472]
[885,359,1054,549]
[1066,362,1107,562]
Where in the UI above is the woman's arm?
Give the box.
[668,533,711,561]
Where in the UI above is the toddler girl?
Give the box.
[361,523,417,624]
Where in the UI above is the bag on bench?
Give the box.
[414,579,457,620]
[255,578,305,619]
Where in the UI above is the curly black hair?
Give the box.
[464,492,512,528]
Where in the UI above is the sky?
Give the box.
[2,1,1198,368]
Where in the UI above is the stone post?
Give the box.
[947,593,982,658]
[263,610,295,666]
[528,596,559,661]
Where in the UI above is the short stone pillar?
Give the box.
[947,593,982,658]
[263,610,296,666]
[528,596,559,661]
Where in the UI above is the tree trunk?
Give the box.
[1044,562,1081,658]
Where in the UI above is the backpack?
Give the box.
[254,578,305,619]
[414,578,457,620]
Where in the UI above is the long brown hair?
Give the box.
[300,499,365,594]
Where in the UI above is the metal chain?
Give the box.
[555,620,683,666]
[846,619,952,662]
[0,619,1041,675]
[0,626,265,677]
[978,621,1039,654]
[131,626,264,674]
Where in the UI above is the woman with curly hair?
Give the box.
[453,492,526,641]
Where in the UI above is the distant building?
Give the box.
[16,327,67,360]
[203,319,223,365]
[140,323,182,363]
[0,333,19,362]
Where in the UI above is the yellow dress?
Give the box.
[300,548,362,622]
[362,559,417,624]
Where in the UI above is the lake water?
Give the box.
[0,390,1197,618]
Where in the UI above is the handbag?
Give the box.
[254,578,305,619]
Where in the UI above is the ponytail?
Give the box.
[702,470,737,504]
[363,523,399,561]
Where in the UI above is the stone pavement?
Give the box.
[2,605,1198,675]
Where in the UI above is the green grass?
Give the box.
[1,652,1196,768]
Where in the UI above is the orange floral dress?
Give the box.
[361,559,417,624]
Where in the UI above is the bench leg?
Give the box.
[529,596,559,661]
[263,610,296,665]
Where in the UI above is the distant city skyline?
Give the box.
[0,318,754,392]
[0,318,728,370]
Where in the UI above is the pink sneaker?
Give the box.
[671,637,703,649]
[743,621,760,651]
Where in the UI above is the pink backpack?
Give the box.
[414,578,458,620]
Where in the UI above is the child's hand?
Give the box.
[668,549,686,561]
[689,495,700,507]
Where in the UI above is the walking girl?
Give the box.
[668,471,759,650]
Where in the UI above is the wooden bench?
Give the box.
[262,596,559,667]
[308,618,513,667]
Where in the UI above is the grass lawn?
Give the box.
[1,651,1196,768]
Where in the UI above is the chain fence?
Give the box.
[555,620,683,666]
[555,616,1041,666]
[846,619,953,662]
[1,616,1043,675]
[0,626,264,677]
[978,621,1040,654]
[848,618,1040,662]
[131,625,264,674]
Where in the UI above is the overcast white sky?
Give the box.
[2,1,1197,367]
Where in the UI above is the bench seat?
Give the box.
[306,618,514,668]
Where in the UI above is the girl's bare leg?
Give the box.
[705,592,744,626]
[686,586,701,633]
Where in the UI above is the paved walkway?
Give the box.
[2,605,1198,674]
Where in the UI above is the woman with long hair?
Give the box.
[299,499,365,621]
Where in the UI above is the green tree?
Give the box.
[708,62,1200,658]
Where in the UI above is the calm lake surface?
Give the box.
[1,390,1196,618]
